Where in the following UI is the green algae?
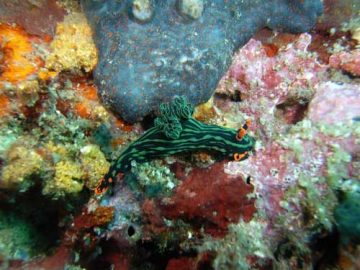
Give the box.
[285,172,337,231]
[318,121,360,139]
[278,138,352,233]
[326,144,352,189]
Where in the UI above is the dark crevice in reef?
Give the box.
[0,180,90,259]
[84,236,203,270]
[230,90,243,102]
[141,113,157,131]
[310,229,340,270]
[274,229,340,270]
[214,92,243,103]
[275,102,309,125]
[0,184,61,257]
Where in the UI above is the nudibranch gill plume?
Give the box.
[95,96,255,195]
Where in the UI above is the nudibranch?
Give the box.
[95,96,255,195]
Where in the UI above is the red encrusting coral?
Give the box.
[142,199,167,235]
[73,206,115,230]
[158,161,256,237]
[165,257,198,270]
[9,244,72,270]
[62,205,115,255]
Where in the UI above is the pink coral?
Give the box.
[308,82,360,125]
[217,33,326,104]
[225,142,291,218]
[215,32,360,236]
[216,34,328,139]
[329,50,360,77]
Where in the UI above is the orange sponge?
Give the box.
[0,24,39,83]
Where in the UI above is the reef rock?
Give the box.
[82,0,323,122]
[308,82,360,125]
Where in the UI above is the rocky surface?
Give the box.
[82,0,323,122]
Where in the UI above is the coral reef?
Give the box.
[216,24,360,270]
[101,181,143,248]
[216,33,327,132]
[45,12,98,73]
[0,1,359,269]
[62,202,115,257]
[82,0,323,122]
[0,94,10,117]
[0,8,121,265]
[316,0,359,31]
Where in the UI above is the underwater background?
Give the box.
[0,0,359,269]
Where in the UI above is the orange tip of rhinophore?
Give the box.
[93,178,107,195]
[236,128,246,140]
[236,119,252,140]
[94,186,108,195]
[233,151,248,161]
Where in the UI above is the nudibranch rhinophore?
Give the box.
[95,96,255,195]
[82,0,323,122]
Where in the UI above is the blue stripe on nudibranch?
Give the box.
[94,96,255,195]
